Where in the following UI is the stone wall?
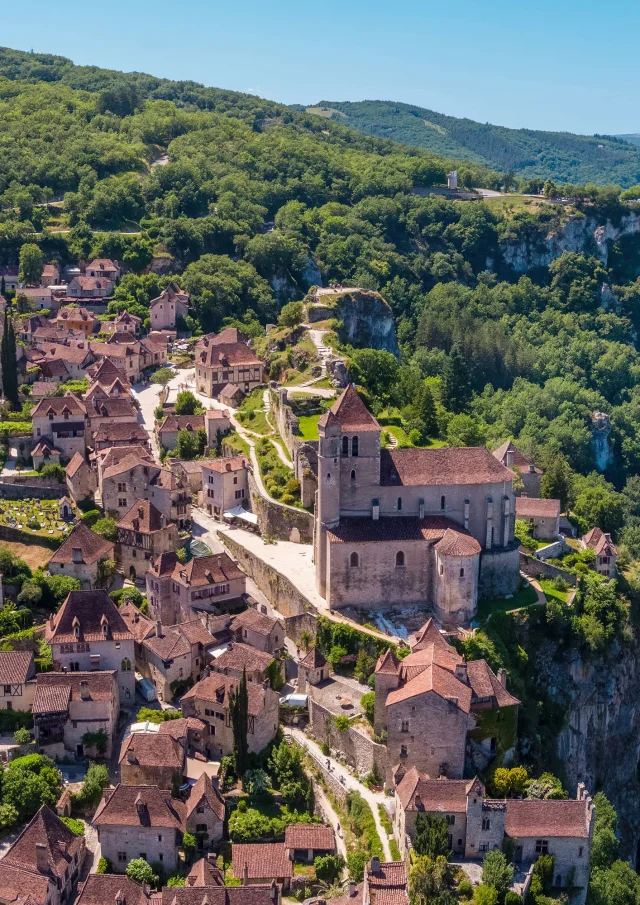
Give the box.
[0,478,67,499]
[0,525,61,549]
[219,532,316,618]
[284,612,318,646]
[248,472,314,544]
[536,539,569,560]
[478,543,521,597]
[309,698,387,779]
[520,552,577,585]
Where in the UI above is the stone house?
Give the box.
[46,589,136,702]
[47,522,115,588]
[90,343,142,381]
[140,622,196,702]
[92,784,186,873]
[32,393,88,461]
[119,731,185,787]
[0,650,36,711]
[315,386,520,624]
[18,287,52,310]
[66,276,114,298]
[195,328,265,398]
[184,773,225,847]
[0,265,19,291]
[211,642,276,684]
[40,263,61,287]
[200,456,249,519]
[181,674,280,759]
[33,671,120,757]
[231,843,293,889]
[581,527,618,577]
[515,497,560,541]
[88,397,138,439]
[205,409,232,447]
[149,283,189,333]
[284,825,335,863]
[101,454,190,526]
[493,441,543,497]
[374,618,519,785]
[158,414,205,451]
[173,459,204,493]
[140,335,169,370]
[86,258,121,281]
[53,308,100,335]
[112,310,142,334]
[0,805,86,905]
[116,500,179,582]
[220,384,245,407]
[146,552,247,625]
[297,647,328,692]
[97,445,153,501]
[65,452,98,502]
[231,608,284,655]
[38,341,95,380]
[158,716,209,759]
[31,438,62,471]
[86,356,131,391]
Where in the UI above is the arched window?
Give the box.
[121,658,131,672]
[397,497,403,511]
[459,567,465,578]
[342,436,349,456]
[439,563,444,575]
[350,552,359,568]
[351,469,356,481]
[396,551,405,568]
[352,436,359,457]
[440,495,446,510]
[327,473,331,481]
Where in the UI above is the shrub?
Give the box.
[347,850,369,882]
[97,856,110,874]
[61,816,84,835]
[347,791,383,857]
[126,858,156,885]
[81,509,101,527]
[314,854,345,883]
[504,894,522,905]
[361,691,375,725]
[458,880,474,899]
[167,876,186,887]
[321,742,330,757]
[334,715,350,732]
[13,727,31,745]
[136,707,181,723]
[228,806,272,841]
[474,886,498,905]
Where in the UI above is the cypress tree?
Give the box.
[2,314,19,410]
[0,277,5,298]
[415,382,438,438]
[230,667,249,777]
[441,344,472,414]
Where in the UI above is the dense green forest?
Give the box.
[3,47,640,561]
[304,100,640,187]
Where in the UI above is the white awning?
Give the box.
[224,506,258,525]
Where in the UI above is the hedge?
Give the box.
[0,709,33,732]
[316,616,396,660]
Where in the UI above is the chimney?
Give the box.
[414,794,422,809]
[242,862,249,886]
[349,880,356,898]
[72,547,83,564]
[156,621,162,638]
[454,663,468,685]
[80,680,90,700]
[505,448,514,467]
[529,464,535,474]
[370,856,380,875]
[49,613,55,630]
[497,667,507,688]
[35,842,48,872]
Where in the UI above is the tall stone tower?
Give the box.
[315,409,342,598]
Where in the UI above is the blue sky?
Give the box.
[2,0,636,135]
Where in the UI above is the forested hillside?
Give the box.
[306,100,640,187]
[3,47,640,563]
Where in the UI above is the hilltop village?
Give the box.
[0,252,619,905]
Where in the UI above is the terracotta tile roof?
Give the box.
[55,307,97,323]
[159,415,205,434]
[91,397,137,419]
[151,551,180,577]
[466,660,519,707]
[284,824,335,850]
[33,672,117,713]
[31,440,61,458]
[185,857,225,887]
[47,590,133,644]
[173,620,216,647]
[72,276,113,291]
[213,643,274,674]
[231,608,279,637]
[38,342,94,366]
[115,310,141,325]
[77,874,149,905]
[396,768,482,811]
[158,717,206,740]
[186,773,225,821]
[0,863,50,905]
[381,447,514,487]
[504,799,591,838]
[0,651,35,685]
[300,647,327,669]
[320,385,379,432]
[411,618,451,652]
[367,861,408,905]
[48,522,114,566]
[32,392,86,419]
[220,384,243,398]
[3,805,84,880]
[435,528,481,557]
[400,646,461,681]
[94,422,149,444]
[119,732,184,770]
[143,626,191,661]
[119,601,154,641]
[182,675,275,717]
[386,662,473,712]
[375,648,400,675]
[492,441,542,475]
[232,843,292,880]
[197,331,263,369]
[205,409,230,420]
[31,381,59,397]
[201,456,248,474]
[582,527,618,557]
[516,497,560,518]
[117,499,165,534]
[161,889,278,905]
[88,358,131,387]
[102,452,155,480]
[87,259,119,272]
[65,452,89,478]
[327,516,470,545]
[165,553,245,588]
[92,784,186,829]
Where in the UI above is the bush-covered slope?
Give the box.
[307,100,640,187]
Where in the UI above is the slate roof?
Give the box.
[505,799,591,838]
[185,773,225,822]
[284,824,335,850]
[182,675,274,717]
[231,608,279,637]
[117,499,165,533]
[3,805,84,880]
[231,843,292,880]
[92,785,186,828]
[46,590,133,644]
[48,522,114,565]
[0,651,35,685]
[515,497,561,518]
[380,447,514,487]
[119,732,184,770]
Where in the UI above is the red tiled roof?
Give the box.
[0,863,50,905]
[435,528,481,557]
[87,259,118,272]
[173,620,216,647]
[94,422,148,443]
[117,499,165,533]
[231,608,279,637]
[157,717,206,740]
[375,648,400,675]
[182,675,276,717]
[119,602,154,642]
[411,618,451,652]
[48,522,114,566]
[327,516,470,545]
[0,651,34,685]
[319,385,379,432]
[185,857,225,887]
[65,452,89,478]
[504,799,590,838]
[159,553,245,587]
[92,784,186,829]
[77,874,149,905]
[46,590,133,644]
[516,497,560,518]
[161,888,277,905]
[32,392,86,419]
[367,861,408,905]
[3,805,84,880]
[386,662,473,712]
[492,441,542,475]
[213,643,273,674]
[299,647,327,669]
[381,447,514,487]
[185,773,225,821]
[102,452,154,480]
[466,660,519,707]
[396,767,481,811]
[119,732,184,770]
[159,415,205,433]
[143,626,191,661]
[582,527,618,557]
[201,456,248,474]
[33,672,117,713]
[91,397,137,419]
[284,824,335,850]
[232,843,292,880]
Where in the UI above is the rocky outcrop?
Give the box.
[591,411,614,472]
[329,289,399,355]
[500,211,640,273]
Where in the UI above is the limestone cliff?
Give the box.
[308,289,399,355]
[498,210,640,273]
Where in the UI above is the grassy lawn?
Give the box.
[0,539,52,569]
[223,432,251,458]
[378,410,447,449]
[293,864,316,878]
[476,582,539,624]
[480,194,563,216]
[296,414,321,441]
[236,389,272,436]
[539,579,571,604]
[283,368,313,387]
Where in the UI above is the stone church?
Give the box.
[314,386,520,624]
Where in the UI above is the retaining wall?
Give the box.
[284,612,319,646]
[248,471,314,544]
[519,552,577,585]
[0,525,61,549]
[0,479,67,499]
[309,698,387,780]
[535,539,569,560]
